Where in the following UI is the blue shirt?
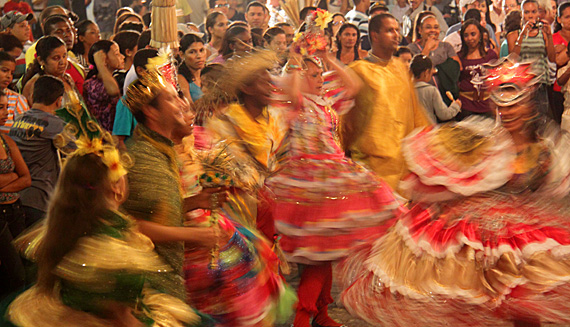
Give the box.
[112,95,137,138]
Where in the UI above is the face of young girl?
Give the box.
[184,42,206,71]
[304,61,324,96]
[522,2,539,24]
[106,43,125,71]
[463,24,481,50]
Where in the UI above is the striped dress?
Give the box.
[520,29,551,85]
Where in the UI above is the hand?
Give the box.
[315,49,331,63]
[424,37,439,53]
[540,20,551,36]
[520,21,534,36]
[93,50,108,69]
[184,187,229,211]
[453,99,462,108]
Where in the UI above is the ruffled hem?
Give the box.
[401,117,516,200]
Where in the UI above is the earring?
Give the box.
[40,64,44,71]
[114,192,124,203]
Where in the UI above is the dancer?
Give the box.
[6,102,199,327]
[263,46,404,326]
[174,109,295,327]
[200,50,288,242]
[338,57,570,327]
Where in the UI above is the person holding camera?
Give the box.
[507,0,555,116]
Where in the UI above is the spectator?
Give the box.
[0,33,24,61]
[9,75,65,226]
[72,20,101,74]
[83,40,124,132]
[441,0,461,27]
[118,21,144,33]
[26,5,70,64]
[178,33,205,103]
[3,0,36,25]
[94,0,118,39]
[263,27,287,58]
[409,12,460,67]
[390,0,411,23]
[113,12,144,34]
[0,12,31,83]
[499,9,520,56]
[333,23,368,64]
[411,54,461,122]
[345,0,371,36]
[457,19,497,119]
[445,0,498,46]
[327,13,346,37]
[184,0,209,25]
[36,15,86,95]
[112,48,158,146]
[444,8,483,52]
[0,51,29,133]
[404,0,449,39]
[246,1,268,30]
[21,36,80,107]
[394,45,413,64]
[112,30,139,91]
[503,0,518,16]
[227,0,245,22]
[121,29,151,95]
[204,12,228,63]
[489,0,505,33]
[212,25,252,63]
[276,22,295,46]
[0,86,30,299]
[552,2,570,123]
[507,0,555,116]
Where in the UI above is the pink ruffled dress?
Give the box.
[264,75,404,265]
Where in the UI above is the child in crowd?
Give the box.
[0,51,28,133]
[411,54,461,122]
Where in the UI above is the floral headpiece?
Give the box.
[293,9,332,56]
[55,92,131,183]
[483,56,540,106]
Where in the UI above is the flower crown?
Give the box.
[293,9,332,56]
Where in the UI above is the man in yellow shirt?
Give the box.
[343,12,430,192]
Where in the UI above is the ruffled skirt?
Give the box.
[264,156,403,264]
[183,215,295,327]
[338,192,570,326]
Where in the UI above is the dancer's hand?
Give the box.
[184,187,229,212]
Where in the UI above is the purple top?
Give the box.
[458,50,498,113]
[83,76,120,131]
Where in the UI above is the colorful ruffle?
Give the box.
[184,214,296,326]
[338,192,570,326]
[266,156,403,264]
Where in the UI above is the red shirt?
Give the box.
[553,31,569,92]
[3,1,33,14]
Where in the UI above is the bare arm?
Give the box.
[136,219,217,247]
[321,52,362,98]
[542,22,556,63]
[0,136,31,192]
[558,66,570,86]
[93,51,120,97]
[555,43,569,67]
[178,74,193,105]
[508,29,522,55]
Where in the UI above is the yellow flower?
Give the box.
[300,47,308,56]
[314,9,332,30]
[293,32,302,43]
[75,136,104,156]
[101,148,127,182]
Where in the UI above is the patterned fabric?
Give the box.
[7,210,200,327]
[338,118,570,326]
[83,76,120,132]
[520,29,551,85]
[265,81,403,264]
[0,88,29,134]
[123,124,186,301]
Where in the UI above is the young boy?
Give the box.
[0,11,33,82]
[411,54,462,122]
[0,51,29,133]
[9,75,66,226]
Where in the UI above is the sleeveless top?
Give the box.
[520,29,550,85]
[0,134,18,203]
